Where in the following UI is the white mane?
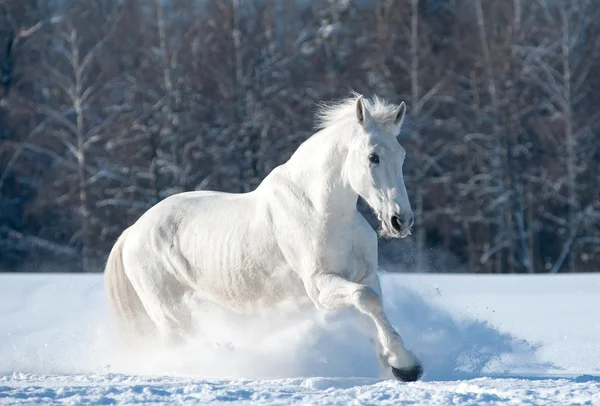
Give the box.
[315,93,403,134]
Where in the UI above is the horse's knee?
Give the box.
[353,285,382,313]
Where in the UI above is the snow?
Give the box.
[1,272,599,405]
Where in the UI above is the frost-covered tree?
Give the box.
[517,0,600,272]
[1,0,599,273]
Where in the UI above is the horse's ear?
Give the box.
[393,102,407,128]
[356,95,372,126]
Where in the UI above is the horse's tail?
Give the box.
[104,229,153,341]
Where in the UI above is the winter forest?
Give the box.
[0,0,598,274]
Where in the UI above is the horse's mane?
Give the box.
[315,92,401,132]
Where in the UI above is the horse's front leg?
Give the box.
[311,272,423,382]
[359,272,423,381]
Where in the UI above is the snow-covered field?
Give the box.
[1,272,599,405]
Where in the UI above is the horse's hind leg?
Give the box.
[142,294,193,345]
[125,264,193,345]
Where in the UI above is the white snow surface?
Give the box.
[1,272,599,405]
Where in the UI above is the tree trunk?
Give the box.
[155,0,180,190]
[475,0,509,273]
[232,0,247,192]
[409,0,427,271]
[71,28,92,272]
[560,6,577,272]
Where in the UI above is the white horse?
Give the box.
[105,94,423,381]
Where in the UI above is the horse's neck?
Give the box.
[282,126,357,217]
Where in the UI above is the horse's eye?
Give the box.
[368,154,380,165]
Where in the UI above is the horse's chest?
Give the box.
[318,225,362,279]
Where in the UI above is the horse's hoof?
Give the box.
[391,363,423,382]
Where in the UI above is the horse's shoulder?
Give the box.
[258,168,306,206]
[256,168,320,236]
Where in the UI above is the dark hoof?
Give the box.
[391,363,423,382]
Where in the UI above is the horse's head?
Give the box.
[345,96,413,238]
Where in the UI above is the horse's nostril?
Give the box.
[391,215,402,232]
